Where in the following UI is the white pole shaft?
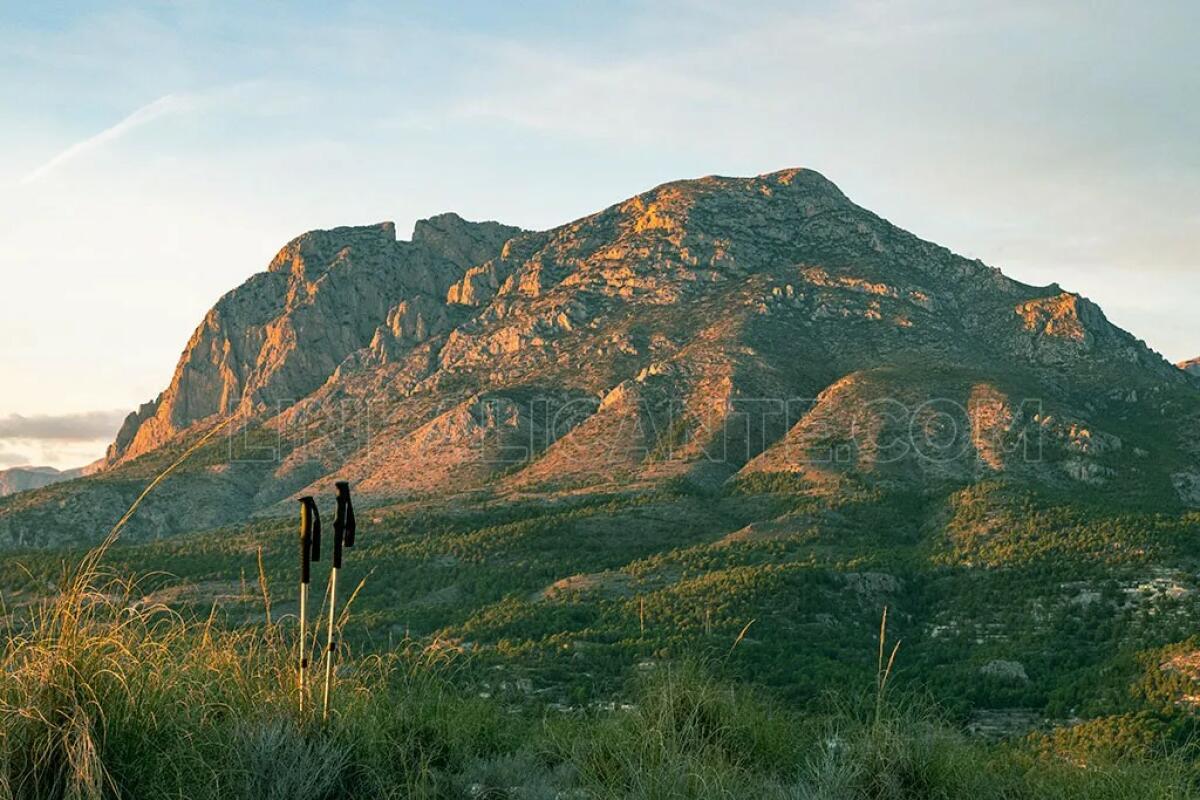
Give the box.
[298,582,308,712]
[322,567,339,721]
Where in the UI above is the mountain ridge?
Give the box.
[3,168,1196,548]
[0,465,85,497]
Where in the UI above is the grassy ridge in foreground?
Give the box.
[1,570,1196,800]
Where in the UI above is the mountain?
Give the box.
[2,168,1197,548]
[5,168,1200,746]
[1181,357,1200,377]
[0,465,83,497]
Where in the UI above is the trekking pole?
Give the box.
[297,496,321,713]
[322,480,356,721]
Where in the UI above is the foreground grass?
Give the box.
[1,571,1196,800]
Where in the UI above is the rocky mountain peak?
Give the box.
[36,167,1190,546]
[412,212,523,270]
[608,168,853,248]
[267,222,397,278]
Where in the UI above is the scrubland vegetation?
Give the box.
[2,559,1198,798]
[4,474,1200,798]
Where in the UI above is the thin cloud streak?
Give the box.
[20,93,186,184]
[0,409,127,441]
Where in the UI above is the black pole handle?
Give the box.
[333,481,352,569]
[339,481,356,548]
[298,496,318,584]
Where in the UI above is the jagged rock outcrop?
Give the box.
[105,218,521,466]
[5,167,1196,546]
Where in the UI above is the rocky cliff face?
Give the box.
[105,216,521,465]
[5,168,1197,546]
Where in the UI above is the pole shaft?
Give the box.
[322,567,339,720]
[298,583,308,712]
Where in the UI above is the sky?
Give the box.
[0,1,1197,470]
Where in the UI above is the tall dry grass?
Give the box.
[0,418,517,799]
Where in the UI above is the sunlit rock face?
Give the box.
[105,218,520,466]
[5,168,1197,545]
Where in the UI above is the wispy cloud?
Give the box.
[0,410,127,470]
[0,447,31,468]
[0,409,127,441]
[20,94,188,184]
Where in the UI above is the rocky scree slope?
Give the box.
[2,169,1196,547]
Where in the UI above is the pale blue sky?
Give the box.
[1,1,1197,468]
